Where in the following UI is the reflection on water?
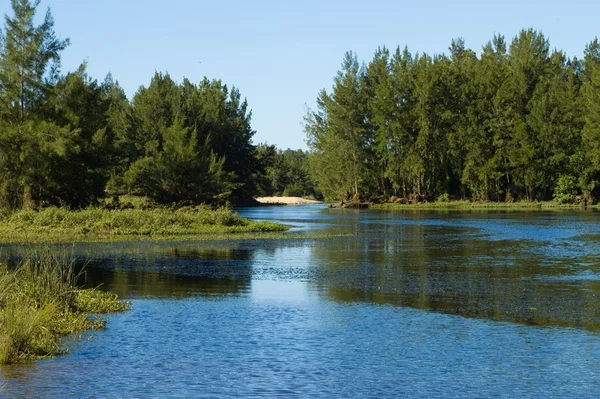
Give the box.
[81,247,254,298]
[1,207,599,327]
[309,223,600,330]
[3,206,600,397]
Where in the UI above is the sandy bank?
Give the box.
[255,196,323,205]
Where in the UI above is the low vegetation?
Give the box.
[372,200,597,210]
[0,205,288,243]
[0,249,129,364]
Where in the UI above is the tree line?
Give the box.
[0,0,308,210]
[255,144,320,199]
[305,30,600,204]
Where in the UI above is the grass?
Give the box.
[372,200,597,210]
[0,205,288,243]
[0,248,129,364]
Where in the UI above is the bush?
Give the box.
[436,193,451,203]
[553,175,580,204]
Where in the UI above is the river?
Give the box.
[2,205,600,397]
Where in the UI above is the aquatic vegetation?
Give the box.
[0,249,129,364]
[0,206,288,243]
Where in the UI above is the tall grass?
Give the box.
[0,205,288,242]
[0,249,128,364]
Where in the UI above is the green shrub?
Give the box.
[553,175,580,204]
[436,193,451,203]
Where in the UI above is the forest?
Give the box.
[3,0,599,210]
[0,0,310,211]
[305,30,600,204]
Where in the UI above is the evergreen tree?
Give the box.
[307,31,593,204]
[388,46,418,198]
[526,50,580,199]
[0,0,68,124]
[0,0,75,208]
[305,89,349,201]
[581,39,600,201]
[124,117,230,203]
[365,46,395,196]
[461,35,509,200]
[306,52,372,201]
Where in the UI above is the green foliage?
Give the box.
[437,193,451,203]
[0,0,75,208]
[123,118,232,203]
[553,175,579,204]
[109,73,259,205]
[0,249,128,364]
[581,39,600,199]
[0,205,288,241]
[306,30,596,203]
[0,0,69,124]
[256,144,321,199]
[74,289,129,314]
[0,1,264,210]
[305,52,374,201]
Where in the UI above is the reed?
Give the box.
[0,249,129,364]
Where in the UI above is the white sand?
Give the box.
[255,196,323,205]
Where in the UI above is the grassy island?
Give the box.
[0,205,288,243]
[0,250,129,364]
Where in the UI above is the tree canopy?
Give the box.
[0,0,266,209]
[306,30,600,204]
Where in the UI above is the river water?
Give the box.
[2,205,600,398]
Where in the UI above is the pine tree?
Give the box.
[306,52,371,201]
[581,39,600,201]
[0,0,69,124]
[0,0,71,208]
[365,46,394,196]
[526,51,580,199]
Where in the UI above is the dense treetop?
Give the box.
[305,30,600,204]
[0,0,278,209]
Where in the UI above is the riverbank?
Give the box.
[372,200,597,210]
[0,250,129,364]
[0,206,288,243]
[255,196,323,205]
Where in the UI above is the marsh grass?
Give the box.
[0,249,129,364]
[0,205,288,243]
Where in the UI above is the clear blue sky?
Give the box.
[1,0,598,150]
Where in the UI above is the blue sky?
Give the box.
[1,0,598,150]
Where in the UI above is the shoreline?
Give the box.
[255,196,323,205]
[372,200,597,210]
